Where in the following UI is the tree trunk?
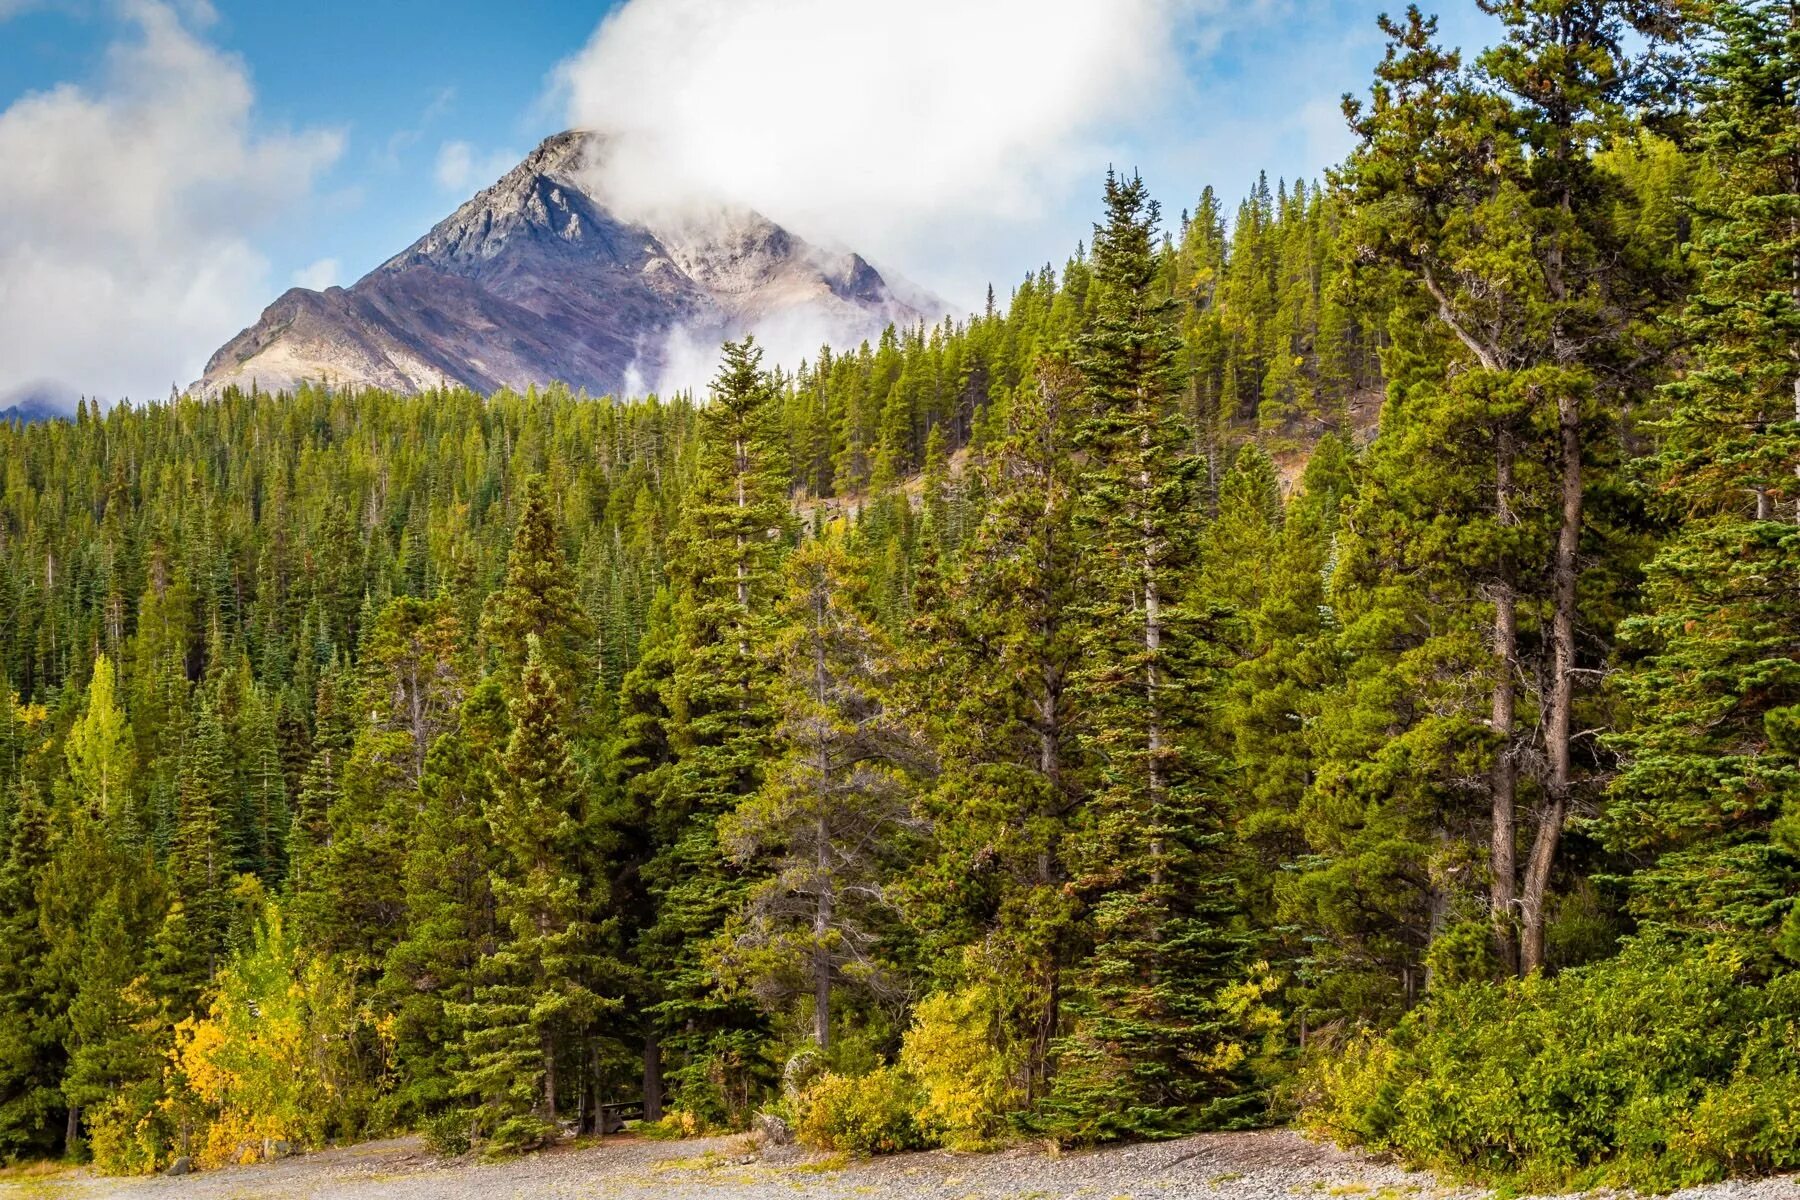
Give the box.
[1490,429,1519,976]
[814,817,832,1053]
[1140,415,1166,887]
[1522,390,1583,974]
[642,1034,664,1122]
[1029,964,1060,1103]
[812,594,833,1054]
[65,1102,80,1152]
[543,1032,558,1122]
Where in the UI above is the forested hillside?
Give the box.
[1,0,1797,1189]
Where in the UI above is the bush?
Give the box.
[482,1113,555,1158]
[420,1111,472,1157]
[637,1110,706,1140]
[86,1087,172,1176]
[794,1066,927,1157]
[900,988,1017,1150]
[1304,938,1800,1192]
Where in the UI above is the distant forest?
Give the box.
[1,1,1797,1189]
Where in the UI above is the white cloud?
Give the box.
[291,257,341,291]
[434,139,517,193]
[557,0,1249,311]
[0,0,342,405]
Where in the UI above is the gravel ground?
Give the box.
[7,1128,1799,1200]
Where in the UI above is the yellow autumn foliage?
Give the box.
[158,893,393,1171]
[899,985,1019,1151]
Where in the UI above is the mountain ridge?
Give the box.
[195,131,932,398]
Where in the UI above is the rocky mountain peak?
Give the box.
[195,132,934,399]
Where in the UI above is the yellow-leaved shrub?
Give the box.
[793,1066,925,1157]
[899,987,1018,1150]
[155,893,392,1171]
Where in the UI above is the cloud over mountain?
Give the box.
[557,0,1233,310]
[0,0,341,406]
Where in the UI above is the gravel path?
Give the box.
[7,1128,1799,1200]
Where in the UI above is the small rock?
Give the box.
[165,1155,192,1177]
[265,1138,294,1160]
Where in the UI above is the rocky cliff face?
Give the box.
[195,132,929,397]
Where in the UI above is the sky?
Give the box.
[0,0,1499,407]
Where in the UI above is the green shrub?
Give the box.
[794,1066,927,1157]
[421,1111,472,1157]
[482,1113,555,1158]
[1304,938,1800,1192]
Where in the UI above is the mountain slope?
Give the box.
[195,132,929,397]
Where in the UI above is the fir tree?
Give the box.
[1048,172,1251,1139]
[640,339,787,1115]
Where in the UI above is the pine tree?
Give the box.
[480,478,596,692]
[1339,1,1685,974]
[61,891,163,1149]
[155,700,237,1015]
[381,701,499,1120]
[1047,172,1251,1139]
[904,354,1085,1100]
[1603,0,1800,955]
[286,663,351,908]
[0,787,64,1158]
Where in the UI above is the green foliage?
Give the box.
[162,891,390,1171]
[1046,169,1252,1142]
[420,1109,472,1158]
[1305,938,1800,1192]
[0,5,1796,1182]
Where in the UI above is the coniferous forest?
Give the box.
[2,1,1798,1189]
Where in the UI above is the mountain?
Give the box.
[194,131,933,398]
[0,382,75,424]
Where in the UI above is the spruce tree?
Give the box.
[639,339,787,1115]
[381,701,500,1120]
[481,478,596,693]
[1047,172,1251,1139]
[154,699,237,1014]
[0,787,63,1158]
[1603,0,1800,954]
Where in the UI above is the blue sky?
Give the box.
[0,0,1499,403]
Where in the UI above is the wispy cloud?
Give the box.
[433,138,517,192]
[556,0,1281,310]
[0,0,342,403]
[291,257,341,290]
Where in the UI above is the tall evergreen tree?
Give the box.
[1603,0,1800,955]
[1048,172,1250,1139]
[905,355,1085,1100]
[640,339,787,1116]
